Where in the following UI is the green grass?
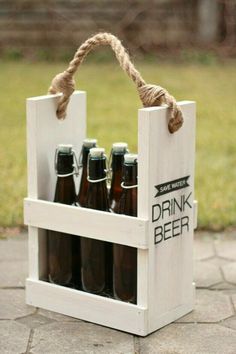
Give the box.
[0,60,236,230]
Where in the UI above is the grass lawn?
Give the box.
[0,60,235,230]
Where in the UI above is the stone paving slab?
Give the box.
[232,294,236,311]
[38,308,82,322]
[193,233,215,260]
[194,260,223,288]
[210,281,236,290]
[205,256,231,267]
[0,289,35,320]
[222,262,236,285]
[0,320,30,354]
[176,289,234,323]
[220,316,236,330]
[0,234,27,261]
[0,260,27,287]
[16,312,56,329]
[139,323,236,354]
[30,321,134,354]
[214,233,236,261]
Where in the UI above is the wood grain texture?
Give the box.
[26,279,148,336]
[138,101,196,333]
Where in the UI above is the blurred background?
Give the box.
[0,0,236,232]
[0,0,236,60]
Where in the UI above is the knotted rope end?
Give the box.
[138,84,183,133]
[48,71,75,119]
[168,109,183,134]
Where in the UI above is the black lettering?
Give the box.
[183,192,192,210]
[154,226,163,244]
[152,204,161,222]
[181,216,189,233]
[173,197,182,213]
[172,219,181,237]
[164,222,172,240]
[162,200,171,219]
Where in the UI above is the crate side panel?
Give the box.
[138,102,196,332]
[137,109,151,309]
[26,279,148,336]
[26,91,86,200]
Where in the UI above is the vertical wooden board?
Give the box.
[28,227,48,280]
[26,91,86,200]
[138,101,196,332]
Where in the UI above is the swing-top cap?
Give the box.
[112,142,128,152]
[124,153,138,164]
[90,147,105,158]
[57,144,73,154]
[83,138,97,148]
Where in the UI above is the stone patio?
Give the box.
[0,231,236,354]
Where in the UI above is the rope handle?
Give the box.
[48,32,183,133]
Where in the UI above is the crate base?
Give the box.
[26,279,195,336]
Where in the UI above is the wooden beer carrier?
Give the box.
[24,33,197,336]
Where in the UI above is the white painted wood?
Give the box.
[193,200,198,230]
[138,101,196,333]
[25,91,196,336]
[28,227,48,280]
[26,91,86,200]
[137,249,149,307]
[28,226,39,279]
[24,198,148,249]
[148,283,195,333]
[26,279,148,336]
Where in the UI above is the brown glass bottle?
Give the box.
[113,153,138,303]
[73,139,97,289]
[81,148,111,295]
[109,142,128,213]
[48,145,76,286]
[77,139,97,207]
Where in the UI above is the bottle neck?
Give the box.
[56,153,74,175]
[88,157,106,181]
[54,175,76,204]
[123,163,137,186]
[111,153,124,172]
[77,147,91,207]
[81,146,90,167]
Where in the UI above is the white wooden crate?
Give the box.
[24,91,197,336]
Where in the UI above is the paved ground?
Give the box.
[0,231,236,354]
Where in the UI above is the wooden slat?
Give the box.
[24,198,149,249]
[26,279,148,336]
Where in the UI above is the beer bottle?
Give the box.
[109,142,128,213]
[72,139,97,289]
[81,147,111,295]
[77,138,97,207]
[48,144,76,286]
[113,153,138,303]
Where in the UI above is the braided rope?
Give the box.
[48,32,183,133]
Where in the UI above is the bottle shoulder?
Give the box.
[54,176,76,204]
[86,181,109,211]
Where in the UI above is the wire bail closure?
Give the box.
[107,146,130,184]
[121,182,138,189]
[54,147,80,177]
[87,152,109,183]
